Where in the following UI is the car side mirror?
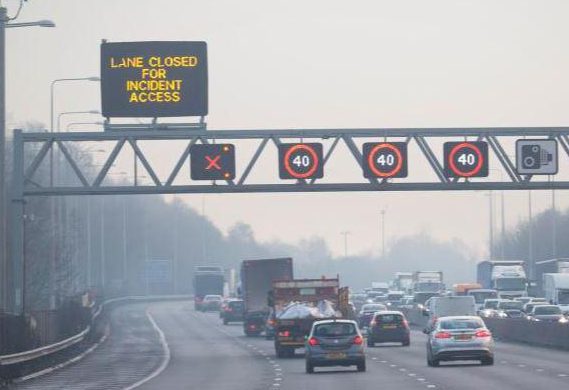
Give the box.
[422,328,430,334]
[422,309,430,317]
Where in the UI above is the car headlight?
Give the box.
[498,312,507,318]
[559,317,569,324]
[533,318,540,322]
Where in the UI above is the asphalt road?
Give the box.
[14,301,569,390]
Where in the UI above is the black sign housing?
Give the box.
[101,41,208,118]
[278,143,324,179]
[190,144,235,180]
[443,141,488,178]
[362,142,408,178]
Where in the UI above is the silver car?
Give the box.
[305,319,366,373]
[425,316,494,367]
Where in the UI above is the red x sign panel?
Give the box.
[190,144,236,180]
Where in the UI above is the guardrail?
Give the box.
[483,317,569,349]
[0,295,191,383]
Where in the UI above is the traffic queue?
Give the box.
[191,259,569,372]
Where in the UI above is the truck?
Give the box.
[371,282,390,294]
[543,273,569,314]
[240,258,294,337]
[423,296,477,331]
[193,266,225,311]
[412,271,445,293]
[534,259,569,296]
[272,277,349,358]
[393,272,413,293]
[477,260,528,299]
[452,283,482,296]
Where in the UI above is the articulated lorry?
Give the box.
[393,272,413,294]
[534,259,569,296]
[193,266,225,311]
[272,277,349,358]
[240,258,293,336]
[543,273,569,314]
[412,271,445,293]
[477,260,527,299]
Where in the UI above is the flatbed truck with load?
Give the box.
[240,258,294,336]
[272,277,350,358]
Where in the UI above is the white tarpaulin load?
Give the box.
[277,300,341,319]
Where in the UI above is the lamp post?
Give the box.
[0,5,55,313]
[340,231,351,258]
[57,110,100,132]
[380,209,386,259]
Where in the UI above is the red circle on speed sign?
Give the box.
[283,144,320,179]
[367,143,403,177]
[448,142,484,177]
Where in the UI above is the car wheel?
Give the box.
[357,361,366,372]
[402,339,410,346]
[481,357,494,366]
[306,361,314,374]
[223,319,228,325]
[275,345,285,358]
[367,338,374,347]
[431,358,439,367]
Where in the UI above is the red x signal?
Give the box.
[205,155,221,170]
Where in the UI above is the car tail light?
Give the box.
[475,329,492,338]
[267,319,276,326]
[278,330,291,337]
[402,319,409,329]
[308,337,319,346]
[434,331,452,339]
[353,335,364,345]
[369,320,376,327]
[248,324,257,330]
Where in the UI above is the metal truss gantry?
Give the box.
[8,125,569,314]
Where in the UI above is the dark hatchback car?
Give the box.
[305,319,366,373]
[367,311,410,347]
[221,299,245,324]
[357,303,387,329]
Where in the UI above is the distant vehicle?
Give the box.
[467,289,498,310]
[385,291,405,308]
[358,303,388,329]
[514,296,534,305]
[413,292,440,306]
[453,283,483,296]
[221,299,245,324]
[193,266,224,311]
[202,295,223,311]
[365,291,384,302]
[543,273,569,314]
[367,311,410,347]
[522,301,548,315]
[495,300,524,318]
[371,282,390,294]
[423,296,477,332]
[305,319,366,373]
[350,293,367,311]
[241,258,293,336]
[393,272,413,293]
[273,278,347,357]
[534,259,569,295]
[412,271,445,294]
[480,299,501,317]
[526,305,568,323]
[477,260,528,299]
[425,316,495,367]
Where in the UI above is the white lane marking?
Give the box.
[380,360,387,363]
[275,368,282,371]
[536,368,544,372]
[122,309,171,390]
[427,385,436,388]
[390,364,397,367]
[408,373,417,377]
[274,377,282,381]
[371,357,377,360]
[417,378,426,382]
[399,368,407,372]
[518,364,526,368]
[558,374,568,377]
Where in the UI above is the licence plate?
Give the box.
[382,325,396,329]
[326,352,347,360]
[455,334,472,341]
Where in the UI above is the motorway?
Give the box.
[14,300,569,390]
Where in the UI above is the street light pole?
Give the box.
[528,191,534,280]
[0,5,55,313]
[488,191,494,259]
[380,210,386,259]
[340,231,350,258]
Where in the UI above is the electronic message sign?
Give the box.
[101,41,208,118]
[278,143,324,179]
[362,142,408,178]
[444,141,488,178]
[190,144,235,180]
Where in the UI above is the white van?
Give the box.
[423,296,477,331]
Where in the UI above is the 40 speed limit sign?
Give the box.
[278,143,324,179]
[444,141,489,178]
[362,142,408,178]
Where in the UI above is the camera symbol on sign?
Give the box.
[521,145,553,170]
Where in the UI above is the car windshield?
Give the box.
[439,318,484,330]
[484,300,499,309]
[470,291,498,304]
[376,314,403,324]
[229,301,244,310]
[314,323,357,337]
[387,294,404,301]
[498,301,523,310]
[205,295,221,301]
[558,291,569,305]
[496,278,526,290]
[362,304,385,312]
[534,306,562,315]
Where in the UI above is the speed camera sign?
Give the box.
[444,141,488,178]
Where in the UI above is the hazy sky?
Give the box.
[6,0,569,257]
